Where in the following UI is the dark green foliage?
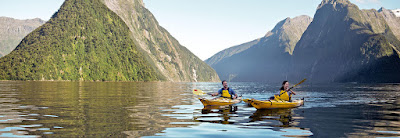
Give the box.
[0,0,158,81]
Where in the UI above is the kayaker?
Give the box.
[211,80,238,99]
[273,81,296,101]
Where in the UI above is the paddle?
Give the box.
[288,79,307,90]
[278,78,307,98]
[193,89,213,96]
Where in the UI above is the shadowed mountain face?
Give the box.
[207,0,400,83]
[292,0,400,83]
[0,0,159,81]
[206,15,312,82]
[0,17,45,57]
[103,0,220,82]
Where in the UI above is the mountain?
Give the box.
[205,38,260,67]
[0,0,219,82]
[0,0,158,81]
[0,17,45,57]
[103,0,220,82]
[206,15,312,82]
[378,8,400,41]
[292,0,400,83]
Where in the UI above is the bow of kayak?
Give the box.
[243,98,253,106]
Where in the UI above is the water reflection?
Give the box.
[0,81,198,137]
[0,82,42,137]
[196,106,238,124]
[347,97,400,137]
[249,108,293,127]
[123,82,196,137]
[0,81,399,137]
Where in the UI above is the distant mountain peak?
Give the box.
[378,7,386,12]
[266,15,312,36]
[293,0,400,83]
[318,0,354,10]
[320,0,351,4]
[205,15,312,82]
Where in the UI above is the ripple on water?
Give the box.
[20,124,42,128]
[53,126,63,129]
[43,115,59,118]
[376,131,400,135]
[0,127,25,132]
[169,122,200,125]
[0,133,39,138]
[146,122,312,138]
[37,128,50,131]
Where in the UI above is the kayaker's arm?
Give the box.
[233,94,238,99]
[231,89,238,99]
[211,92,219,96]
[289,89,296,95]
[212,89,223,96]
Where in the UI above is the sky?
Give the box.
[0,0,399,60]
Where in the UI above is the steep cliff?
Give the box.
[103,0,220,82]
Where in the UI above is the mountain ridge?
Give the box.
[206,0,400,83]
[206,15,312,82]
[103,0,220,82]
[292,0,400,83]
[205,38,260,67]
[0,17,45,57]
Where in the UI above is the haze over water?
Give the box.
[0,81,399,137]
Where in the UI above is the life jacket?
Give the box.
[275,90,290,101]
[221,88,232,98]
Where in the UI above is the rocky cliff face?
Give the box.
[206,15,312,82]
[0,17,45,57]
[292,0,400,83]
[102,0,220,82]
[378,8,400,41]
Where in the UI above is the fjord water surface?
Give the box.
[0,81,399,137]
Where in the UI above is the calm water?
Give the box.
[0,81,399,137]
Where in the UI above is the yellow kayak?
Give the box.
[199,97,242,106]
[249,99,304,109]
[242,99,252,106]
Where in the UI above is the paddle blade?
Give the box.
[293,79,306,87]
[193,89,206,95]
[289,79,307,90]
